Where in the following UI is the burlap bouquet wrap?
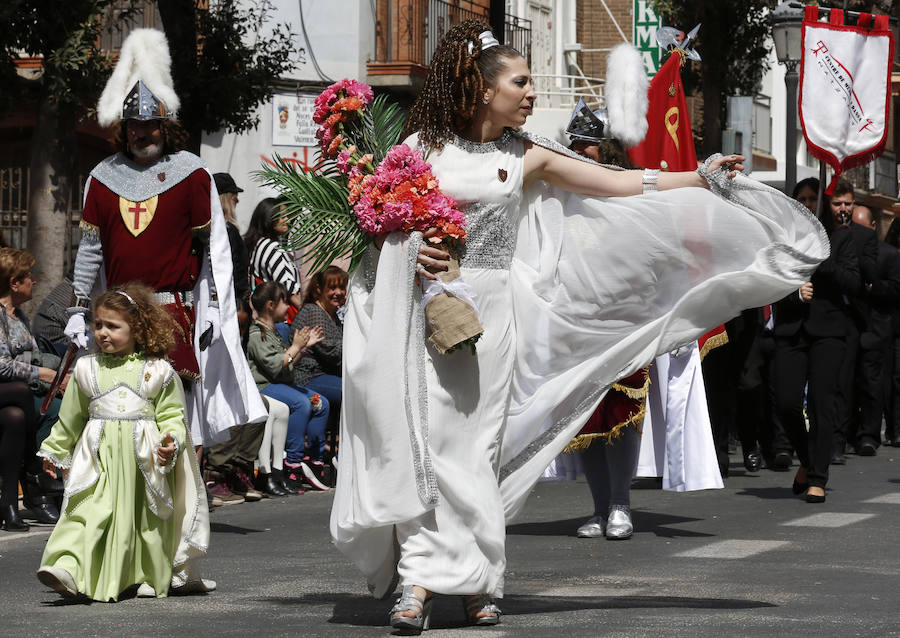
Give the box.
[423,248,483,354]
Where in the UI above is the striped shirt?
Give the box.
[249,237,302,295]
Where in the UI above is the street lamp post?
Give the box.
[771,1,805,195]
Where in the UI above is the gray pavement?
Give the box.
[2,449,900,637]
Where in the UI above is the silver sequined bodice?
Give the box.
[411,130,524,270]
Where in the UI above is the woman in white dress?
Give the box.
[331,20,829,633]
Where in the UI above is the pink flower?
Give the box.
[336,150,353,175]
[348,143,466,242]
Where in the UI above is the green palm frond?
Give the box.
[254,154,370,273]
[252,91,409,275]
[348,93,407,162]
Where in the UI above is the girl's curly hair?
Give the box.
[402,19,524,150]
[94,283,176,359]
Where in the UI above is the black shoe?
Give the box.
[845,443,858,455]
[21,473,60,524]
[831,452,846,465]
[806,490,826,503]
[0,503,29,532]
[743,448,763,473]
[858,442,877,457]
[772,452,792,471]
[892,439,900,448]
[278,467,305,494]
[256,472,290,497]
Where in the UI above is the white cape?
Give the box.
[331,156,829,597]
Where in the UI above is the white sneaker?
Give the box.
[576,515,606,538]
[170,578,217,595]
[37,566,78,597]
[136,583,156,598]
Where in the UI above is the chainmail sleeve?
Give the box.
[72,231,103,303]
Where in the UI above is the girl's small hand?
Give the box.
[42,458,59,479]
[292,326,310,348]
[306,325,324,348]
[157,433,176,466]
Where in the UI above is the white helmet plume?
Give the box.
[96,28,180,128]
[605,43,649,148]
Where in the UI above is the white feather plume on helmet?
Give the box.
[604,43,649,148]
[96,28,180,128]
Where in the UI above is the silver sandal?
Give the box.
[463,594,502,626]
[390,585,433,634]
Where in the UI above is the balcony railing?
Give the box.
[369,0,531,88]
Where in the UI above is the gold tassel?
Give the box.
[560,405,646,454]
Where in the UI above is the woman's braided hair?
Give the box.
[403,19,524,150]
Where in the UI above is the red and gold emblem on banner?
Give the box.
[118,195,158,237]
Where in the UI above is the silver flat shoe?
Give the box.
[576,515,605,538]
[390,585,433,634]
[605,505,633,540]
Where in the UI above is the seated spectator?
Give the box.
[292,266,347,472]
[244,198,303,324]
[0,248,65,523]
[248,282,330,492]
[0,381,39,531]
[32,275,78,357]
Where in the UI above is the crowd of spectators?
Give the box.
[3,169,899,529]
[0,172,348,529]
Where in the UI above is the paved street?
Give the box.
[2,449,899,637]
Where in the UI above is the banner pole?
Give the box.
[816,161,827,220]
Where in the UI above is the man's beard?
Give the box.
[130,143,162,161]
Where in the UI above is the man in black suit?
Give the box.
[771,182,860,501]
[831,183,879,461]
[850,204,900,453]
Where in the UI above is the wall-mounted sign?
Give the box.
[633,0,662,77]
[272,92,318,147]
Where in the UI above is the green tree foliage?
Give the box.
[0,0,302,301]
[651,0,776,154]
[158,0,304,150]
[0,0,129,119]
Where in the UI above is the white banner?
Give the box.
[799,6,893,189]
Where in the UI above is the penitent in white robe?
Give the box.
[330,130,829,599]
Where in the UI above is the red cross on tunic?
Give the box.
[128,201,147,230]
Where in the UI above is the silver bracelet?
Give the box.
[641,168,659,194]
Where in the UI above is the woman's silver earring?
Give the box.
[482,96,490,105]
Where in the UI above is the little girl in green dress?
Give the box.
[36,283,210,601]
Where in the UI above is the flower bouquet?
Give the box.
[256,79,483,354]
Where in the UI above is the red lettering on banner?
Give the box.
[811,41,829,56]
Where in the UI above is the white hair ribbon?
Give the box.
[116,290,137,306]
[467,30,500,55]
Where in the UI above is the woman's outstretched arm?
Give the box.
[523,142,744,197]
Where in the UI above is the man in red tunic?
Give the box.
[65,30,266,489]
